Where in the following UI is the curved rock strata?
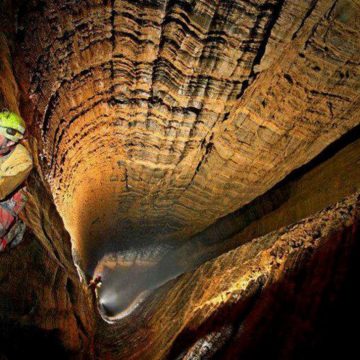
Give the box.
[94,124,360,320]
[169,126,360,274]
[0,1,360,359]
[13,0,360,275]
[97,192,360,359]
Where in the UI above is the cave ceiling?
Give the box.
[13,0,360,273]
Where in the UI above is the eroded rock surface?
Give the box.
[0,1,360,359]
[14,0,360,273]
[171,126,360,273]
[0,27,94,360]
[97,193,360,360]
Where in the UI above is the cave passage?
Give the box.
[2,0,360,359]
[10,0,360,322]
[94,122,360,320]
[94,243,184,319]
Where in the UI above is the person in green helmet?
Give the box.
[0,110,33,252]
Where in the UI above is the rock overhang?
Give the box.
[8,0,360,319]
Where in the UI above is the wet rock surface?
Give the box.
[13,0,360,274]
[97,193,360,359]
[0,1,360,359]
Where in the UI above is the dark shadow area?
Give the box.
[74,117,360,283]
[0,170,94,360]
[0,323,69,360]
[95,122,360,320]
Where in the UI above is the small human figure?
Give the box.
[88,275,102,291]
[0,111,33,252]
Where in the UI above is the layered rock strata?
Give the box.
[97,192,360,360]
[14,0,360,273]
[0,1,359,359]
[0,29,94,360]
[171,126,360,273]
[87,120,360,321]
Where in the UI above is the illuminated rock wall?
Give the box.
[0,19,95,359]
[14,0,360,272]
[1,1,360,359]
[97,193,360,359]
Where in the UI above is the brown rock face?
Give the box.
[0,175,94,359]
[0,0,360,359]
[97,193,360,359]
[163,127,360,274]
[13,0,360,273]
[0,23,94,360]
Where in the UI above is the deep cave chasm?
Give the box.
[0,0,360,359]
[14,0,360,276]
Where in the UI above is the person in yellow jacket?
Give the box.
[0,111,33,252]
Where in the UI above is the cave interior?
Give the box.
[0,0,360,359]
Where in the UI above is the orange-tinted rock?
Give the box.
[97,193,360,359]
[0,32,94,359]
[13,0,360,272]
[1,1,360,359]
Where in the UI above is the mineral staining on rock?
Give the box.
[97,192,360,359]
[1,0,360,358]
[15,0,360,277]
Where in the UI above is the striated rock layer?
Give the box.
[14,0,360,272]
[171,126,360,273]
[0,28,95,359]
[97,192,360,359]
[93,125,360,319]
[1,1,360,359]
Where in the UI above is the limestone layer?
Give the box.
[97,192,360,360]
[14,0,360,271]
[0,31,94,359]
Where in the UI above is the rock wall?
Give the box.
[0,22,95,360]
[77,121,360,322]
[171,125,360,273]
[13,0,360,273]
[97,192,360,359]
[0,1,359,359]
[0,33,19,114]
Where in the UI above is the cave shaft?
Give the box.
[1,0,360,357]
[15,0,360,274]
